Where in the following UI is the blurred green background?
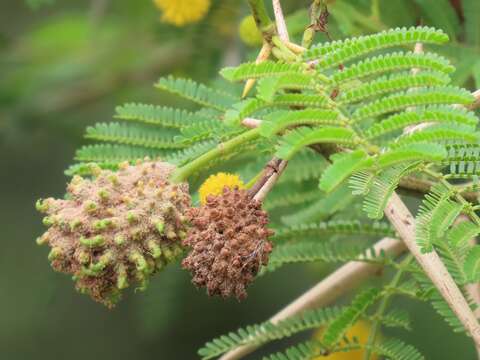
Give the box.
[1,0,479,358]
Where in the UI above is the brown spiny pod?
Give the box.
[182,186,274,300]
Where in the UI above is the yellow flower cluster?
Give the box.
[153,0,211,27]
[198,172,245,205]
[312,320,378,360]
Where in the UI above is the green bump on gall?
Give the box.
[84,201,97,213]
[36,235,48,246]
[155,221,165,234]
[127,212,137,224]
[42,216,54,227]
[114,235,125,246]
[70,219,82,231]
[79,235,105,248]
[48,247,62,261]
[116,264,128,289]
[148,240,162,259]
[36,199,49,213]
[98,189,110,201]
[129,251,149,274]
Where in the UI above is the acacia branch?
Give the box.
[272,0,290,42]
[384,192,480,346]
[219,237,406,360]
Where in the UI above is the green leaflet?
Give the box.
[275,126,357,160]
[447,221,480,247]
[393,126,480,149]
[220,61,303,82]
[263,242,381,274]
[305,26,448,68]
[365,106,478,139]
[464,246,480,282]
[155,76,237,111]
[278,149,328,183]
[85,122,184,149]
[374,338,425,360]
[273,220,396,242]
[322,288,380,347]
[339,71,451,104]
[225,94,330,126]
[319,150,372,193]
[352,86,474,122]
[359,162,421,219]
[114,103,208,128]
[416,183,453,253]
[332,52,454,84]
[257,74,316,102]
[376,143,447,168]
[262,341,321,360]
[281,185,354,226]
[198,307,342,360]
[75,144,169,163]
[259,109,340,138]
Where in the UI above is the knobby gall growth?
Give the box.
[36,160,190,307]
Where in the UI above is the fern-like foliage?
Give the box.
[114,103,208,128]
[339,72,450,104]
[263,242,384,274]
[155,76,237,111]
[68,21,480,360]
[332,52,454,84]
[257,74,316,102]
[352,87,473,122]
[85,122,183,149]
[276,127,357,160]
[322,288,380,347]
[365,106,478,139]
[198,307,342,360]
[350,163,421,219]
[416,183,461,253]
[303,26,448,66]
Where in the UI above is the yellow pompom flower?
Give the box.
[199,173,245,205]
[239,15,263,47]
[153,0,211,27]
[312,320,378,360]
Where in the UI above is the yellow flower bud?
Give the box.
[198,172,245,205]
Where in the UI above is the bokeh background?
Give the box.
[1,0,479,358]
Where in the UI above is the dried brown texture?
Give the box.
[182,187,274,300]
[36,160,190,307]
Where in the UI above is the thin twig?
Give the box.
[253,160,288,202]
[272,0,290,42]
[384,192,480,346]
[219,237,406,360]
[242,43,271,98]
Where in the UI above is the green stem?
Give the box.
[248,0,275,38]
[363,255,413,360]
[170,128,261,183]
